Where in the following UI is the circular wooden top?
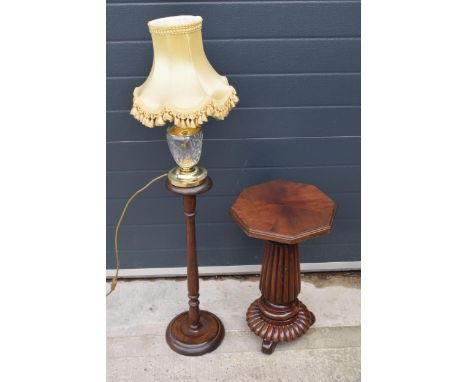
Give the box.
[230,180,336,244]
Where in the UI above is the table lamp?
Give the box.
[129,15,238,356]
[131,15,238,187]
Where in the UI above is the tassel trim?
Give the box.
[130,88,239,128]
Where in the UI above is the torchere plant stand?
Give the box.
[230,180,336,354]
[165,177,225,356]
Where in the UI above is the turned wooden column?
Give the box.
[183,195,201,329]
[230,180,336,354]
[165,177,224,356]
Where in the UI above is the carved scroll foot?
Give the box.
[261,340,277,355]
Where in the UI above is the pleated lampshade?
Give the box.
[130,15,239,129]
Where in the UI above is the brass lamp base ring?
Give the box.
[168,166,208,188]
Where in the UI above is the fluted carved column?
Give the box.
[247,241,315,354]
[260,241,300,304]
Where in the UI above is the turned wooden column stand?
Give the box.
[230,180,336,354]
[165,176,224,356]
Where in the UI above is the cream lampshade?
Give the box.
[130,15,239,187]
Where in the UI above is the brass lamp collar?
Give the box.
[168,166,208,188]
[167,125,201,137]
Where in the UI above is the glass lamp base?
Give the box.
[168,165,208,188]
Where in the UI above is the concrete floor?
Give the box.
[107,272,361,382]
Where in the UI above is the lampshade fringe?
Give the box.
[130,90,239,128]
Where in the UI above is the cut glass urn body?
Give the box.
[166,126,207,187]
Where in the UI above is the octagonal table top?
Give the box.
[230,179,336,245]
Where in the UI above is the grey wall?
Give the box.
[107,0,361,269]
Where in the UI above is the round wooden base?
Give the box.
[165,310,225,356]
[246,298,315,353]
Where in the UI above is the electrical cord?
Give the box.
[106,172,168,296]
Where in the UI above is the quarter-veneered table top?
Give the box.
[230,180,336,245]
